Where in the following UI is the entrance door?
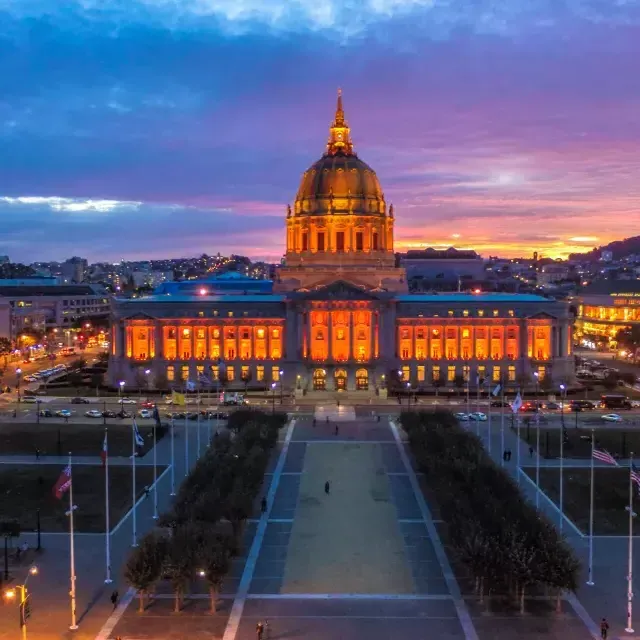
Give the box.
[356,368,368,391]
[313,368,326,390]
[335,368,347,391]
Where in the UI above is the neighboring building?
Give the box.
[400,248,485,285]
[108,91,573,391]
[60,257,88,284]
[600,250,613,262]
[0,277,60,286]
[575,281,640,347]
[537,264,570,287]
[0,256,10,265]
[131,270,174,289]
[0,285,111,342]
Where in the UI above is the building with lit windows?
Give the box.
[574,281,640,348]
[108,92,574,392]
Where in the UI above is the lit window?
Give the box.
[463,310,469,317]
[508,310,514,317]
[226,366,235,381]
[213,310,218,317]
[257,328,265,339]
[272,329,280,338]
[432,366,441,381]
[182,328,190,337]
[417,365,425,382]
[243,311,248,317]
[492,366,501,382]
[198,311,204,317]
[228,311,233,317]
[213,329,220,338]
[508,365,516,381]
[166,366,175,381]
[448,310,454,317]
[462,329,470,338]
[493,310,499,317]
[478,310,484,317]
[256,366,265,381]
[402,366,410,380]
[447,366,456,382]
[272,367,280,381]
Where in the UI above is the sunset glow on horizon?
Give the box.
[1,0,639,262]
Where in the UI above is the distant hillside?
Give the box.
[569,235,640,261]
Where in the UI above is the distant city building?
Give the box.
[537,264,570,287]
[600,250,613,262]
[131,270,174,289]
[575,280,640,347]
[109,92,573,391]
[0,276,60,286]
[0,285,110,342]
[399,248,485,286]
[0,256,10,265]
[60,257,88,284]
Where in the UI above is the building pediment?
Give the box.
[122,311,158,322]
[294,279,384,301]
[527,311,557,321]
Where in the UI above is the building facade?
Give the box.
[108,92,573,392]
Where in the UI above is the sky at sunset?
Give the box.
[1,0,640,263]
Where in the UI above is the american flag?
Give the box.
[593,448,618,466]
[631,463,640,490]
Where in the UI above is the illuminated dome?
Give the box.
[293,90,386,217]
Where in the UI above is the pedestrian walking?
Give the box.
[12,409,16,418]
[256,621,265,639]
[35,447,40,461]
[507,449,512,461]
[64,415,69,424]
[325,416,329,424]
[312,418,316,427]
[110,590,119,609]
[324,480,330,495]
[600,617,609,639]
[261,496,267,514]
[335,424,339,436]
[337,399,340,408]
[529,446,534,458]
[264,619,271,638]
[502,449,508,462]
[144,486,150,499]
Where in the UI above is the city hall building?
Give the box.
[108,92,574,393]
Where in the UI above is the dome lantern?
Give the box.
[326,88,354,156]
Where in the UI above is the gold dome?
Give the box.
[293,90,387,217]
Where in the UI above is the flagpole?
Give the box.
[104,428,112,584]
[152,410,158,520]
[184,381,189,476]
[535,412,540,509]
[68,453,78,630]
[197,405,201,459]
[487,388,492,454]
[560,409,564,533]
[626,452,635,634]
[587,428,595,586]
[516,398,521,486]
[475,377,480,437]
[131,419,138,548]
[500,382,505,467]
[170,417,176,496]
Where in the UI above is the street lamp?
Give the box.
[406,381,411,410]
[16,367,22,403]
[118,380,125,404]
[271,382,276,413]
[4,565,39,640]
[279,370,284,404]
[559,383,566,534]
[142,369,151,398]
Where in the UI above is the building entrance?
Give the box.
[356,368,369,390]
[313,368,326,390]
[334,368,347,391]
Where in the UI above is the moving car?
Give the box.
[71,397,90,404]
[85,409,103,418]
[468,412,487,421]
[205,411,229,420]
[22,396,38,403]
[102,410,117,418]
[602,413,623,423]
[116,410,132,419]
[543,402,561,410]
[454,412,470,421]
[118,397,137,405]
[138,409,153,419]
[140,401,155,409]
[55,409,72,418]
[38,409,54,417]
[490,400,510,407]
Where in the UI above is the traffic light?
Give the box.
[19,594,31,626]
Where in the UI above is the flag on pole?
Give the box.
[511,392,523,413]
[101,430,108,468]
[171,390,186,406]
[53,465,72,499]
[198,373,212,385]
[185,380,196,392]
[631,463,640,490]
[133,419,145,448]
[593,448,618,466]
[492,383,501,397]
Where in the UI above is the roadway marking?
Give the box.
[94,587,135,640]
[565,592,600,640]
[247,518,294,524]
[244,593,453,600]
[390,420,479,640]
[222,419,296,640]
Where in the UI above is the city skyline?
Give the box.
[1,1,640,262]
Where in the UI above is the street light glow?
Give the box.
[144,369,151,375]
[4,588,16,599]
[119,381,125,387]
[29,565,38,575]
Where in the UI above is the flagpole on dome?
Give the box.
[67,453,78,630]
[103,428,112,583]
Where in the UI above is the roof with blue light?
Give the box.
[396,293,551,303]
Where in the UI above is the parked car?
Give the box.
[602,413,623,423]
[543,402,561,410]
[140,401,155,409]
[85,409,103,418]
[571,400,596,411]
[468,412,487,421]
[454,412,470,421]
[118,397,136,405]
[138,409,153,419]
[38,409,54,417]
[116,410,132,419]
[166,412,186,420]
[205,411,229,420]
[102,410,117,418]
[55,409,72,418]
[490,400,510,407]
[71,397,90,404]
[22,396,38,403]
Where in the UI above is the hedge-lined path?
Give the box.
[487,414,640,639]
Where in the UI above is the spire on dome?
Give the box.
[326,88,354,156]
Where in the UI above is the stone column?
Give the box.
[328,310,333,362]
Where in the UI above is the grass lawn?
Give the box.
[0,464,165,533]
[523,467,640,535]
[0,422,166,457]
[525,426,640,460]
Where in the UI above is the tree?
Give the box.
[602,371,620,391]
[0,337,12,356]
[163,526,200,613]
[67,371,84,394]
[241,369,253,392]
[617,326,640,360]
[69,357,87,370]
[90,372,104,396]
[218,371,230,391]
[125,533,167,612]
[153,370,169,391]
[198,535,231,613]
[452,374,466,397]
[223,478,254,555]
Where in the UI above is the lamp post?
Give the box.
[118,380,125,405]
[406,382,411,410]
[16,367,22,403]
[142,369,151,398]
[279,370,284,404]
[397,369,403,405]
[4,565,39,640]
[559,383,566,533]
[533,372,540,508]
[271,382,276,413]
